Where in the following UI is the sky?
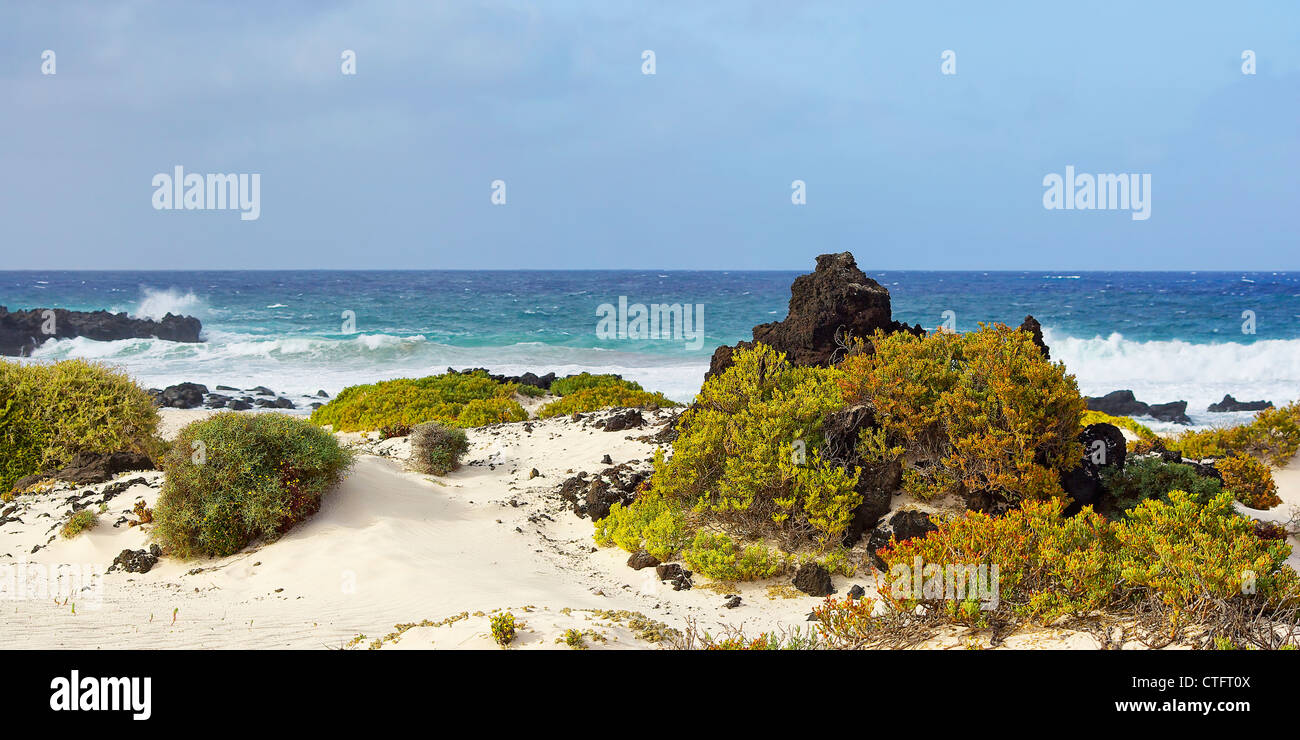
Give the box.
[1,1,1297,270]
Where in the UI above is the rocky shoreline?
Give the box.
[0,306,202,356]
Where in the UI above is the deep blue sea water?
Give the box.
[3,270,1298,430]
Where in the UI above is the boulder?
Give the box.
[627,550,660,570]
[866,510,938,571]
[706,252,922,378]
[597,409,645,432]
[152,382,209,409]
[1085,390,1149,417]
[1207,395,1273,413]
[0,306,201,357]
[49,451,155,485]
[1147,401,1191,425]
[791,562,834,597]
[1061,423,1126,513]
[110,545,162,574]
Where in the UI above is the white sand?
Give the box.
[6,410,1297,650]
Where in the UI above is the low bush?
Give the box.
[536,385,676,418]
[1217,453,1281,509]
[153,412,354,558]
[648,344,856,546]
[839,324,1086,507]
[490,612,517,647]
[1113,490,1297,614]
[875,490,1297,628]
[60,509,98,539]
[549,373,638,397]
[593,489,690,562]
[1175,402,1300,466]
[0,359,159,494]
[309,371,526,431]
[1099,455,1223,515]
[682,530,786,581]
[409,422,470,475]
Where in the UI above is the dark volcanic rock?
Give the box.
[1147,400,1191,425]
[447,367,558,390]
[0,306,201,357]
[866,510,938,571]
[706,252,922,378]
[49,451,155,485]
[1208,394,1273,413]
[627,550,660,570]
[655,563,693,590]
[1061,422,1126,514]
[1018,315,1050,360]
[597,409,645,432]
[110,545,162,574]
[1085,390,1149,417]
[791,562,834,597]
[153,382,209,409]
[820,404,894,546]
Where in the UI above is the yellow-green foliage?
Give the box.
[1175,402,1300,466]
[537,385,677,418]
[1081,410,1159,448]
[1114,490,1297,613]
[309,371,526,431]
[878,498,1116,623]
[650,343,858,545]
[0,359,160,493]
[839,325,1085,506]
[1217,453,1282,510]
[490,612,517,647]
[549,373,636,397]
[593,488,689,562]
[683,530,786,581]
[153,412,354,558]
[877,490,1297,626]
[60,509,98,539]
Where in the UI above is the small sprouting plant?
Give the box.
[490,612,517,647]
[60,509,98,539]
[561,628,586,649]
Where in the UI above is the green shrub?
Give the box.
[1114,490,1297,614]
[550,373,639,397]
[1217,453,1281,509]
[537,385,677,418]
[648,344,856,546]
[515,383,547,399]
[1175,402,1300,466]
[683,530,786,581]
[60,509,98,539]
[309,371,526,431]
[1099,455,1222,515]
[153,412,354,558]
[409,422,470,475]
[0,359,160,494]
[839,325,1085,507]
[593,488,690,562]
[490,612,517,647]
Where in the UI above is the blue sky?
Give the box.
[1,1,1297,270]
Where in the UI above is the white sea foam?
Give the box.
[120,287,207,321]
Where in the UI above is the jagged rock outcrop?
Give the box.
[1060,422,1126,514]
[706,252,922,378]
[1085,390,1191,424]
[1018,315,1050,359]
[1207,395,1273,413]
[866,510,938,571]
[0,306,201,356]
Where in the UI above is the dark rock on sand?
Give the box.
[110,545,162,574]
[847,584,866,601]
[792,562,834,597]
[47,451,155,486]
[706,252,923,378]
[1208,394,1273,413]
[0,306,201,357]
[655,563,693,590]
[627,550,660,570]
[724,595,742,609]
[153,382,208,409]
[597,409,645,432]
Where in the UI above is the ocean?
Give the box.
[3,270,1297,431]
